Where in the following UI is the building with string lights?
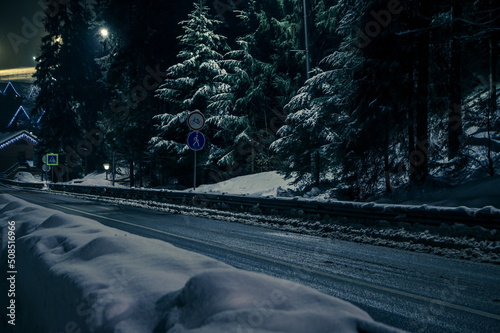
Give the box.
[0,80,41,176]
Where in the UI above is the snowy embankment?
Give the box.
[56,170,500,210]
[65,171,127,187]
[0,194,404,333]
[187,171,298,197]
[189,171,500,209]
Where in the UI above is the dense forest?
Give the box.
[33,0,499,198]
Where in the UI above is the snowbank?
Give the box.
[64,171,126,187]
[186,171,297,197]
[0,194,404,332]
[187,171,500,209]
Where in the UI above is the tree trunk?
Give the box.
[414,0,431,185]
[129,159,135,187]
[487,0,497,176]
[384,129,392,192]
[313,150,320,187]
[139,160,143,188]
[448,0,463,159]
[408,72,416,183]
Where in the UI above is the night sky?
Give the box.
[0,0,44,69]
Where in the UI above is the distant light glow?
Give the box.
[52,36,63,44]
[0,69,36,83]
[100,28,109,38]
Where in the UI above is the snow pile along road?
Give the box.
[186,171,297,197]
[0,194,405,333]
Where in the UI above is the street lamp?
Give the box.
[100,28,109,38]
[103,163,110,180]
[100,28,109,51]
[290,0,311,80]
[302,0,311,80]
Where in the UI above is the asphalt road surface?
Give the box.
[2,186,500,332]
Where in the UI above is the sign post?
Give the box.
[187,131,206,190]
[42,164,50,186]
[186,111,206,190]
[42,154,58,184]
[46,154,58,184]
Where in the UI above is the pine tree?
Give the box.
[457,0,499,178]
[151,0,229,185]
[34,0,100,180]
[341,0,414,193]
[95,0,194,186]
[447,0,464,159]
[207,4,282,178]
[271,0,364,189]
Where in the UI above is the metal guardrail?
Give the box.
[1,179,498,229]
[0,178,45,189]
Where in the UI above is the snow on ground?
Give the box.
[185,171,500,209]
[12,171,42,183]
[22,168,499,209]
[186,171,297,197]
[0,194,404,333]
[8,170,500,263]
[64,171,127,187]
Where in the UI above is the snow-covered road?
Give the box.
[2,187,500,332]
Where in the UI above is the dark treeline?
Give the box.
[33,0,498,197]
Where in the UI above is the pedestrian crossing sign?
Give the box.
[187,131,205,151]
[46,154,59,166]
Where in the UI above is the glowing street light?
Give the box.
[99,28,109,51]
[103,163,110,180]
[100,28,109,38]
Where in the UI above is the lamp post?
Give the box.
[100,28,109,51]
[112,151,115,186]
[302,0,310,80]
[291,0,311,79]
[103,163,110,180]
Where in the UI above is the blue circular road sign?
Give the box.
[187,131,205,151]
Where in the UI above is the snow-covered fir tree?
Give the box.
[270,0,364,189]
[150,0,229,185]
[207,3,282,178]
